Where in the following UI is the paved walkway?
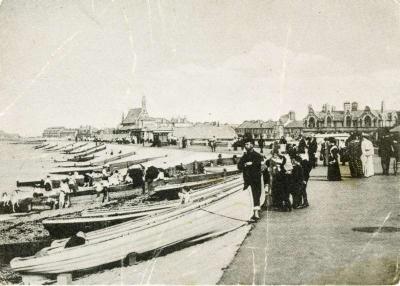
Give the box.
[219,158,400,285]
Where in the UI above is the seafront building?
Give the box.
[235,111,304,140]
[303,101,398,134]
[117,96,174,144]
[42,127,77,139]
[41,99,399,143]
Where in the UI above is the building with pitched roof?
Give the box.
[303,101,398,134]
[236,120,277,139]
[236,111,304,140]
[117,96,177,144]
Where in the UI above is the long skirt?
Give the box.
[361,155,374,177]
[327,162,342,181]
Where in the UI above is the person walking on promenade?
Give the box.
[361,134,375,177]
[322,138,330,166]
[290,155,305,209]
[258,137,265,154]
[392,134,400,175]
[327,138,341,181]
[348,133,363,178]
[300,153,311,207]
[267,146,291,211]
[237,138,263,220]
[308,136,318,168]
[378,129,394,176]
[211,136,217,152]
[297,134,307,154]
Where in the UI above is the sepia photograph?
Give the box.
[0,0,399,285]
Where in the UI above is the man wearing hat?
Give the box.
[378,129,394,176]
[237,138,264,220]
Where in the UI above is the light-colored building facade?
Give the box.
[42,127,77,138]
[117,96,173,143]
[303,101,398,134]
[236,120,276,139]
[236,111,304,140]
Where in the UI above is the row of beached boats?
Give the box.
[10,177,252,280]
[7,141,249,283]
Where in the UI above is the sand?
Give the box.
[0,142,250,285]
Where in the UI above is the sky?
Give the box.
[0,0,399,136]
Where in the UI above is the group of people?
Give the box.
[377,130,399,176]
[235,128,400,221]
[323,129,399,181]
[238,137,313,220]
[41,163,163,208]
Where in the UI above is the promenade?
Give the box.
[220,158,400,285]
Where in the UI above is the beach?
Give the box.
[1,141,398,285]
[0,140,247,284]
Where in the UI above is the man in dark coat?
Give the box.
[378,130,394,175]
[300,155,311,207]
[258,137,265,154]
[308,136,318,168]
[238,138,263,220]
[297,134,307,154]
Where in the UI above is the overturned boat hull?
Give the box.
[11,178,252,275]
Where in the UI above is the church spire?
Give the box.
[142,96,147,112]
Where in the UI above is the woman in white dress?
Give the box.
[361,135,375,177]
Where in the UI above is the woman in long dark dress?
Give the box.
[348,133,364,178]
[327,138,342,181]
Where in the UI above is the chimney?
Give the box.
[331,105,336,112]
[381,100,385,112]
[343,102,351,112]
[322,104,327,113]
[351,102,358,111]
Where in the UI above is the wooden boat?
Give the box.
[68,144,105,155]
[33,143,49,149]
[16,180,44,188]
[70,145,106,158]
[93,151,137,166]
[67,155,95,163]
[57,151,137,168]
[40,176,231,237]
[204,164,239,173]
[42,201,181,238]
[47,143,75,152]
[50,155,166,175]
[62,143,89,154]
[10,177,251,276]
[43,144,58,150]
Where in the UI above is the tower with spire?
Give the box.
[141,95,149,118]
[142,96,147,112]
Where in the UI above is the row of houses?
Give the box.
[237,101,399,139]
[235,111,304,140]
[115,97,237,144]
[43,98,400,143]
[42,126,98,139]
